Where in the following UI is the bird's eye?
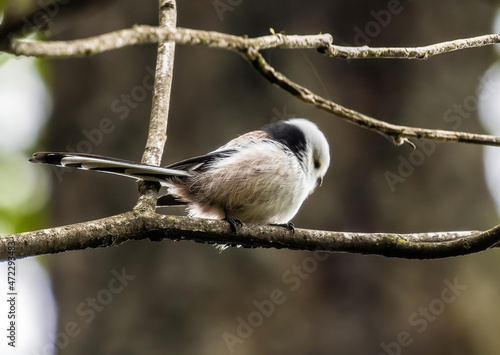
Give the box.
[313,159,321,169]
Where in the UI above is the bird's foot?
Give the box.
[271,222,295,233]
[223,215,243,234]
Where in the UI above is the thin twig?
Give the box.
[6,27,500,146]
[323,34,500,59]
[0,212,498,261]
[244,48,500,146]
[136,1,177,211]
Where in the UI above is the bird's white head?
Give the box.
[287,118,330,185]
[264,118,330,189]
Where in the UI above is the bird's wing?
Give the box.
[165,130,270,171]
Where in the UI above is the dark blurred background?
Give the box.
[3,0,500,354]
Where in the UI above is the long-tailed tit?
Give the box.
[29,118,330,231]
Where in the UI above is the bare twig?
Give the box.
[5,27,500,146]
[7,26,499,61]
[323,34,500,59]
[136,1,177,211]
[0,212,499,261]
[7,26,333,58]
[244,48,500,146]
[141,4,176,167]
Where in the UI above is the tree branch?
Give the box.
[323,34,500,59]
[6,26,499,61]
[1,212,499,261]
[136,1,177,211]
[5,27,500,146]
[243,48,500,146]
[6,26,333,58]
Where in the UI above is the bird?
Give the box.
[29,118,330,232]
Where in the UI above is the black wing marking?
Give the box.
[166,149,237,172]
[156,194,189,206]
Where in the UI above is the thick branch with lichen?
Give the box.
[0,212,499,261]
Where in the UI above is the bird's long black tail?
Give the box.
[29,152,190,185]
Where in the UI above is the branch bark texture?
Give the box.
[8,26,499,61]
[136,0,177,211]
[1,212,499,261]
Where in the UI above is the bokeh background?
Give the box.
[2,0,500,354]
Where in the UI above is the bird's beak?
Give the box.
[317,177,323,187]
